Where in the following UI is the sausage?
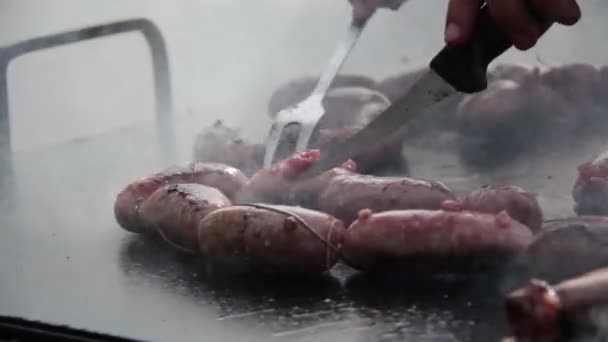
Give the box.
[505,268,608,340]
[341,207,534,273]
[138,184,231,252]
[540,63,601,106]
[523,216,608,283]
[317,173,456,225]
[192,120,264,176]
[198,204,346,274]
[573,151,608,215]
[488,63,534,83]
[459,185,543,233]
[456,74,576,169]
[456,79,539,168]
[114,162,247,233]
[240,149,357,207]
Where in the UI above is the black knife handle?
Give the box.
[429,4,512,94]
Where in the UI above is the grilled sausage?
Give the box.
[114,162,247,233]
[460,185,543,233]
[524,216,608,283]
[540,63,601,106]
[341,207,534,273]
[198,204,346,274]
[505,268,608,340]
[317,173,456,225]
[488,63,534,83]
[192,120,264,176]
[456,79,540,168]
[240,149,357,207]
[573,151,608,216]
[138,184,231,252]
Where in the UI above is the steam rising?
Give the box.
[3,0,608,145]
[2,1,608,340]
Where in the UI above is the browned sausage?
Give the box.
[488,63,534,83]
[341,208,534,273]
[114,162,247,233]
[192,120,264,176]
[456,73,577,168]
[198,204,346,274]
[505,267,608,340]
[540,63,600,106]
[317,173,456,225]
[240,149,357,207]
[459,185,543,233]
[524,216,608,283]
[573,151,608,216]
[138,184,231,252]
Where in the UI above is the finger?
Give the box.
[530,0,581,26]
[488,0,543,50]
[445,0,481,45]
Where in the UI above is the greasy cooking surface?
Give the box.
[1,112,607,342]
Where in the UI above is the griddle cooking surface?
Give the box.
[0,117,606,342]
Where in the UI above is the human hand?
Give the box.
[445,0,581,50]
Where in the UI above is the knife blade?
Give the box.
[296,3,514,180]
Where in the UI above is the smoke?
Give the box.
[1,1,608,339]
[2,0,607,147]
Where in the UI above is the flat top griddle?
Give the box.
[1,112,606,342]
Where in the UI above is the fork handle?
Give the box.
[311,18,369,98]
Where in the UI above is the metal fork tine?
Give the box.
[263,17,371,168]
[295,124,316,154]
[263,122,285,168]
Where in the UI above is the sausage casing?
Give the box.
[341,208,534,273]
[198,204,346,274]
[139,183,231,251]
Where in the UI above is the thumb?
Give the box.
[445,0,481,45]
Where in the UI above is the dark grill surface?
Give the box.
[1,116,607,342]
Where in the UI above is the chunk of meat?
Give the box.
[459,185,543,232]
[239,149,357,207]
[198,204,346,274]
[192,120,264,176]
[341,208,534,273]
[114,162,247,233]
[505,268,608,340]
[573,151,608,215]
[524,216,608,283]
[488,63,534,83]
[139,184,231,251]
[318,174,456,225]
[540,63,601,106]
[456,75,576,168]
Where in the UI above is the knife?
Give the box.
[296,3,517,179]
